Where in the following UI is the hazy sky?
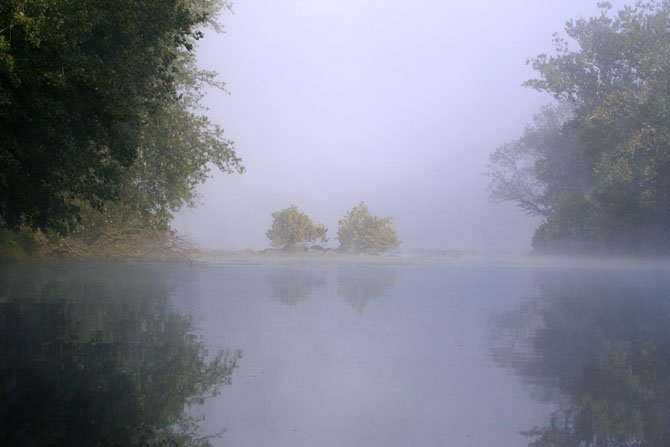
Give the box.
[173,0,625,254]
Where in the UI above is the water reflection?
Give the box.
[266,266,326,305]
[265,264,397,312]
[337,265,397,312]
[0,263,241,447]
[491,269,670,447]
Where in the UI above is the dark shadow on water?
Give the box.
[491,268,670,447]
[337,265,397,313]
[0,262,241,447]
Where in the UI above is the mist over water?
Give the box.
[4,1,670,446]
[4,260,670,446]
[172,1,631,253]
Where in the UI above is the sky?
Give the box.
[173,0,626,254]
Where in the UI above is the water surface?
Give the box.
[1,260,669,446]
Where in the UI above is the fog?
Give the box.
[172,0,624,254]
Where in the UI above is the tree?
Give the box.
[0,0,240,233]
[265,205,328,250]
[337,201,400,254]
[67,71,242,254]
[487,1,670,252]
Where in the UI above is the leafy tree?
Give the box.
[0,0,240,233]
[337,201,400,254]
[487,1,670,252]
[266,205,328,250]
[66,71,242,255]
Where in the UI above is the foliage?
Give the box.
[64,80,242,255]
[336,201,400,254]
[265,205,328,250]
[487,1,670,252]
[0,0,241,235]
[0,227,46,259]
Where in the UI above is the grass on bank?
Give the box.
[0,228,197,261]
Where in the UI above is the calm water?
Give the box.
[1,260,669,446]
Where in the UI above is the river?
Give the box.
[1,259,669,446]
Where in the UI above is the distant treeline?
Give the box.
[0,0,242,258]
[488,1,670,253]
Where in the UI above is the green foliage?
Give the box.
[0,227,44,259]
[487,1,670,252]
[0,0,240,235]
[337,201,400,254]
[68,88,242,248]
[266,205,328,250]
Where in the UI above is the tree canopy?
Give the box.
[265,205,328,250]
[487,1,670,252]
[0,0,241,235]
[337,201,400,254]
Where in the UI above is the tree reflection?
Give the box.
[266,266,326,305]
[0,263,241,447]
[491,270,670,447]
[337,265,397,312]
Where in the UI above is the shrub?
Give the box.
[266,206,328,250]
[337,202,400,254]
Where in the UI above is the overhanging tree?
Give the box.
[488,1,670,252]
[0,0,240,233]
[70,50,242,252]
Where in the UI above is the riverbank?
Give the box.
[6,231,670,270]
[0,228,198,262]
